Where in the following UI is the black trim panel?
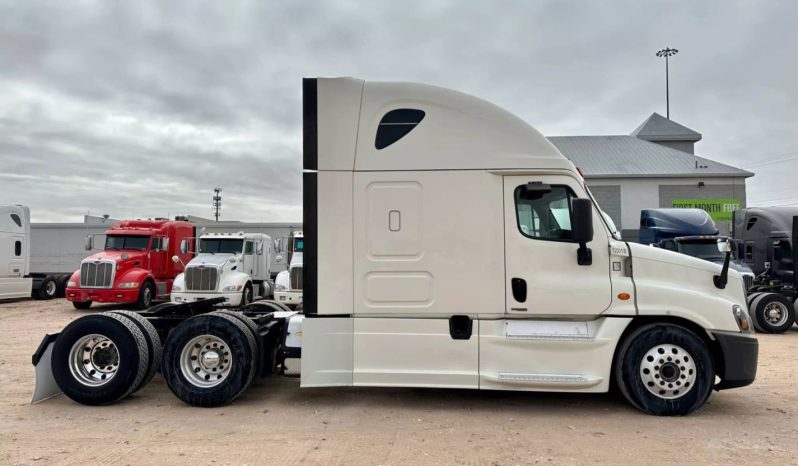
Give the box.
[303,171,318,314]
[32,333,59,366]
[303,78,318,171]
[713,331,758,390]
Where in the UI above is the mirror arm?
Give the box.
[713,250,731,289]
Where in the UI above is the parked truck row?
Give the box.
[31,77,758,416]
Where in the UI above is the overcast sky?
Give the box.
[1,1,796,222]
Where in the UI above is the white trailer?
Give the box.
[0,205,72,300]
[274,231,303,307]
[171,232,274,307]
[33,78,757,416]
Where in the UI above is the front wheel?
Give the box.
[750,293,795,334]
[615,324,714,416]
[73,301,92,310]
[134,282,155,310]
[241,284,253,306]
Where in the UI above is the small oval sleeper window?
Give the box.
[375,109,425,150]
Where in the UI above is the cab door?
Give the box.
[243,240,255,276]
[503,175,611,316]
[149,237,166,278]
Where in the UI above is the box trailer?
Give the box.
[32,78,758,416]
[0,205,73,300]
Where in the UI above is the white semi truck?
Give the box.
[32,78,757,416]
[274,230,303,307]
[0,205,73,300]
[171,232,275,307]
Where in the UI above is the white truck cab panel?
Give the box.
[0,205,32,300]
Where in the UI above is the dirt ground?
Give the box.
[1,299,797,466]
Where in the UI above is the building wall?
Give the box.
[587,177,747,242]
[587,185,622,229]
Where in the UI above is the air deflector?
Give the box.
[375,109,425,150]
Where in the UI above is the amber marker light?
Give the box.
[618,292,631,301]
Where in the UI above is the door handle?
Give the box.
[511,277,527,303]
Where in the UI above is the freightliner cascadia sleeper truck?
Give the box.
[32,78,758,416]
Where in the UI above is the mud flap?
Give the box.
[31,334,61,403]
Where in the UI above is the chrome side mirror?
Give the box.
[275,255,284,263]
[717,239,732,253]
[84,235,94,251]
[180,239,188,254]
[172,255,180,263]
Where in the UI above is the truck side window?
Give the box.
[10,213,22,228]
[244,241,254,254]
[744,242,754,262]
[151,237,161,251]
[15,241,21,256]
[514,185,574,241]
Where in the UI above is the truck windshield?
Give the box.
[199,239,244,254]
[677,241,725,261]
[294,238,304,252]
[105,235,150,251]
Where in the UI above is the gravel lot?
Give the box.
[1,298,797,465]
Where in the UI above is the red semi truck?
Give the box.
[65,220,195,310]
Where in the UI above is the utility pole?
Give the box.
[656,47,678,119]
[212,187,222,222]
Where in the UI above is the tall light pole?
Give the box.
[212,187,222,222]
[656,47,678,119]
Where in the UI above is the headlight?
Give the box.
[222,285,243,292]
[118,282,140,289]
[733,305,754,333]
[275,284,287,291]
[67,280,76,288]
[172,285,182,292]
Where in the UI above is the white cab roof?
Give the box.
[314,77,575,173]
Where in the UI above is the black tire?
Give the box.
[241,283,253,307]
[614,324,714,416]
[212,310,261,391]
[750,292,795,334]
[746,292,765,332]
[37,277,59,300]
[51,313,149,405]
[57,274,71,297]
[261,300,293,313]
[72,300,92,310]
[746,292,763,309]
[162,313,258,407]
[134,281,155,310]
[109,310,162,393]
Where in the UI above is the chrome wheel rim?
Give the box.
[640,344,697,400]
[142,286,152,307]
[45,280,57,296]
[763,302,788,327]
[180,334,232,387]
[69,334,119,386]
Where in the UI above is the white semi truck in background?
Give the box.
[274,230,303,308]
[0,205,73,300]
[171,231,275,307]
[32,78,758,416]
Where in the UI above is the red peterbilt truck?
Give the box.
[65,220,194,310]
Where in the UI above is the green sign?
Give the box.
[671,198,742,222]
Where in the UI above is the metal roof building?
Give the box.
[549,113,753,241]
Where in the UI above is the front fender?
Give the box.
[219,271,252,291]
[115,268,153,287]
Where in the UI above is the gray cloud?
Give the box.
[1,0,797,221]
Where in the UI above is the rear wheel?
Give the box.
[614,324,714,416]
[750,293,795,333]
[162,313,258,407]
[51,313,149,405]
[72,301,92,310]
[134,282,155,310]
[37,277,59,300]
[109,310,162,393]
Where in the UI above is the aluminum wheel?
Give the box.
[45,280,57,296]
[180,334,233,388]
[639,343,697,400]
[68,334,119,386]
[763,301,789,327]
